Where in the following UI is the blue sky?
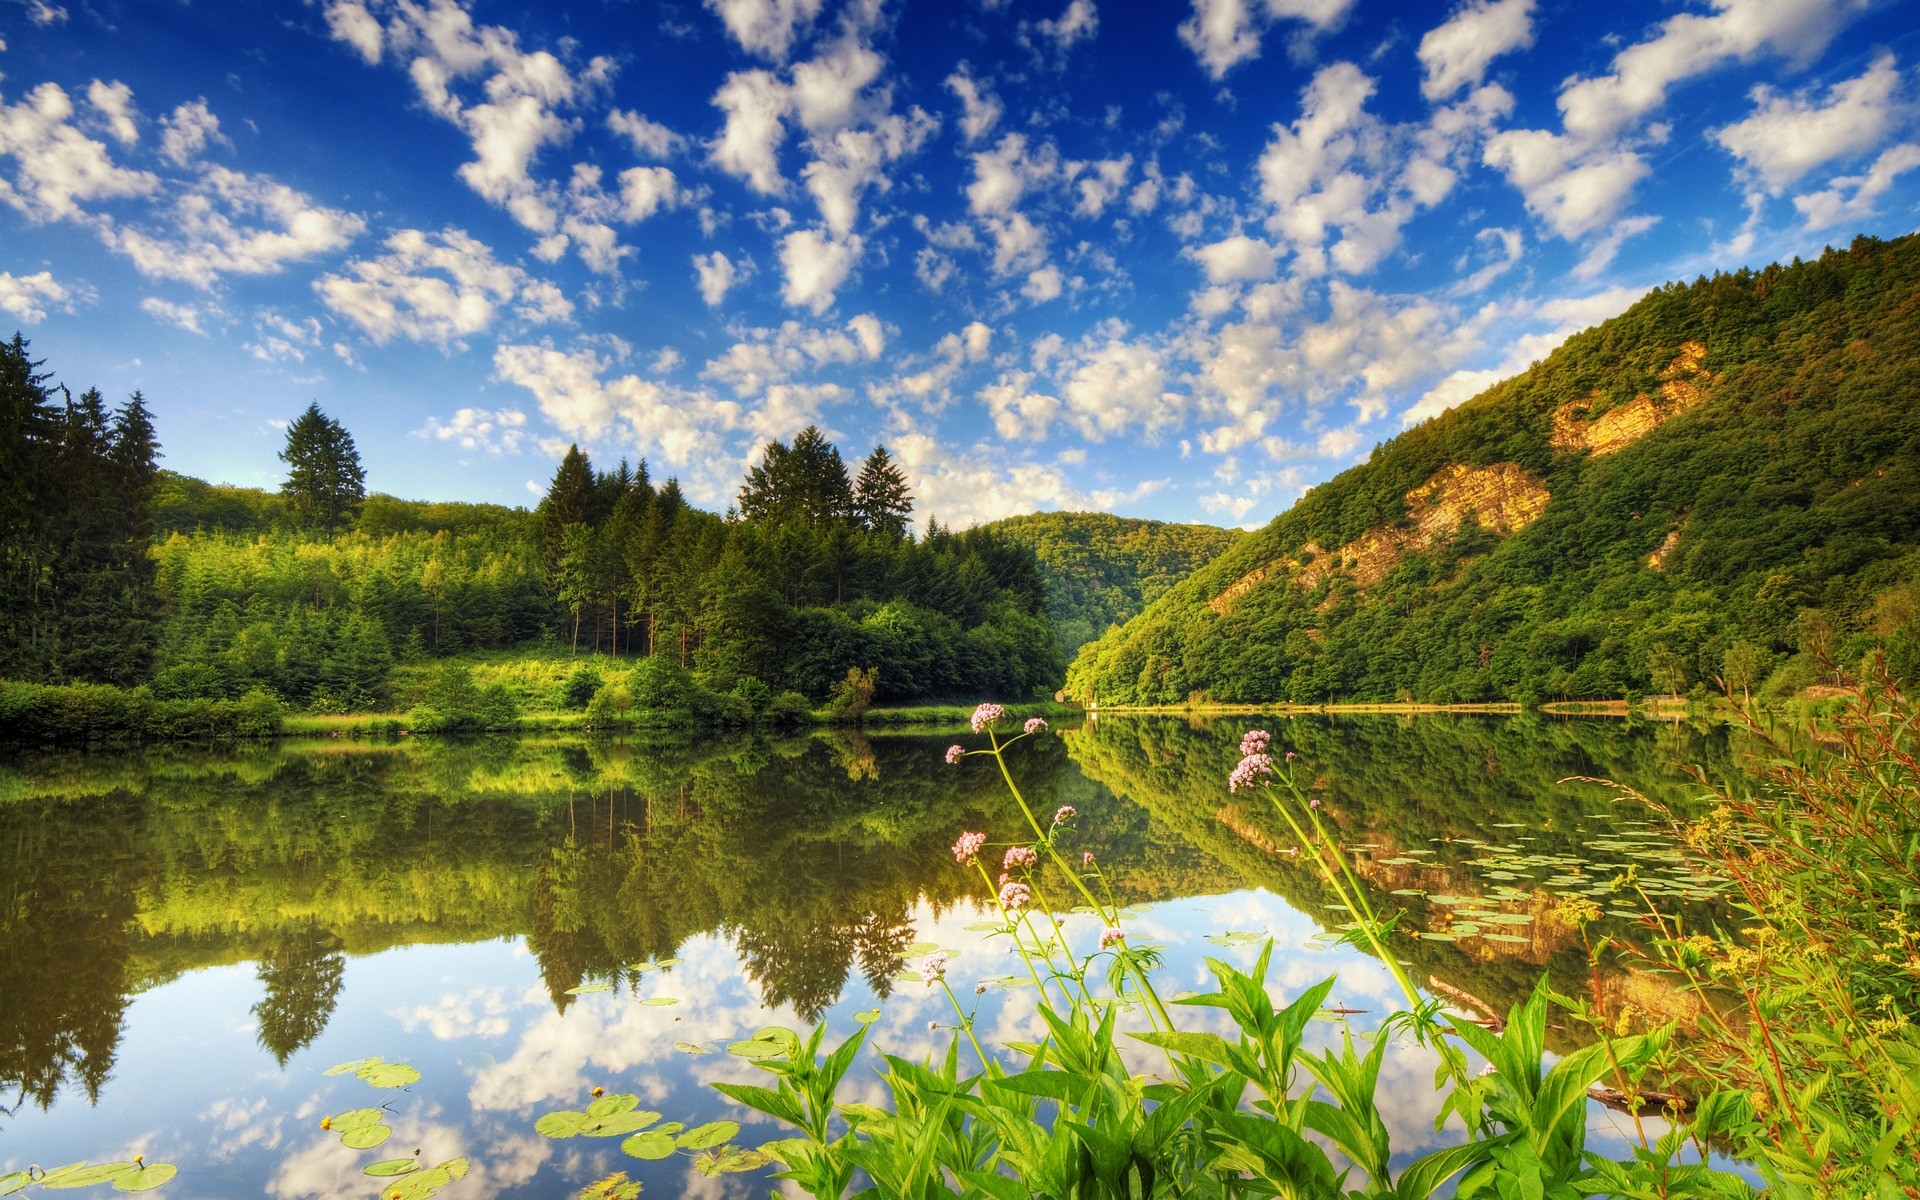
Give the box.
[2,0,1916,528]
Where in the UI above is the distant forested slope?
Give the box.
[985,512,1241,659]
[1067,234,1920,706]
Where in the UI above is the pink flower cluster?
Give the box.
[1228,751,1273,793]
[970,703,1005,733]
[1240,729,1270,756]
[1024,716,1048,735]
[1052,805,1076,826]
[945,744,965,765]
[920,951,949,986]
[952,831,986,864]
[1002,845,1038,871]
[1083,851,1096,866]
[999,881,1032,910]
[1099,927,1124,949]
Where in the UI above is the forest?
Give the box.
[1068,233,1920,706]
[0,343,1063,741]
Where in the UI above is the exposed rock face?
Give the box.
[1552,341,1714,456]
[1648,526,1683,572]
[1209,464,1550,613]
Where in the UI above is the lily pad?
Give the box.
[640,996,680,1007]
[622,1131,677,1160]
[1204,931,1266,947]
[364,1160,419,1178]
[727,1037,789,1061]
[1483,933,1532,944]
[673,1041,709,1054]
[535,1110,589,1139]
[341,1124,392,1150]
[330,1107,385,1132]
[853,1009,881,1024]
[326,1056,382,1076]
[903,941,941,956]
[584,1111,661,1138]
[677,1121,740,1150]
[589,1093,641,1119]
[566,982,614,995]
[1417,932,1458,942]
[111,1164,176,1194]
[42,1163,139,1190]
[1390,888,1426,897]
[963,921,1004,932]
[696,1147,772,1176]
[385,1158,468,1200]
[360,1063,421,1089]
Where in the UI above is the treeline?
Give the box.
[534,427,1061,703]
[1069,233,1920,706]
[1,334,160,685]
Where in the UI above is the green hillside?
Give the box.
[1066,233,1920,706]
[984,511,1241,659]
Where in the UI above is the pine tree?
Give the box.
[853,445,913,537]
[540,444,594,588]
[0,335,59,676]
[738,425,853,524]
[279,403,365,538]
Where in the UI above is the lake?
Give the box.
[0,714,1743,1196]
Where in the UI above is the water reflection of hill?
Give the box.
[0,716,1732,1113]
[1063,713,1740,1049]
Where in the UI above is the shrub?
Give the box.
[825,665,876,725]
[762,690,814,727]
[558,666,603,710]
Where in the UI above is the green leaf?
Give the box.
[853,1009,881,1024]
[587,1093,640,1119]
[341,1124,392,1150]
[42,1162,139,1189]
[640,996,679,1006]
[326,1056,382,1076]
[677,1121,739,1150]
[535,1110,589,1139]
[0,1172,30,1197]
[110,1165,177,1194]
[359,1063,421,1088]
[672,1040,709,1054]
[363,1160,418,1178]
[565,982,613,995]
[329,1107,384,1132]
[583,1111,661,1138]
[621,1131,677,1160]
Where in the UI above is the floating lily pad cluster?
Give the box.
[566,957,684,998]
[321,1058,466,1199]
[0,1160,177,1194]
[532,1091,748,1170]
[1358,819,1728,946]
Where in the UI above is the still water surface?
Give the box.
[0,715,1743,1196]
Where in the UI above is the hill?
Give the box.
[983,512,1242,659]
[1066,233,1920,706]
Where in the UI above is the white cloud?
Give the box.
[802,107,937,235]
[246,309,323,363]
[1399,285,1639,425]
[979,370,1061,440]
[159,99,226,167]
[140,296,216,334]
[1071,155,1130,217]
[702,314,881,395]
[323,0,383,64]
[0,269,67,322]
[1558,0,1869,142]
[1190,233,1279,284]
[1482,128,1647,240]
[607,108,685,157]
[1058,335,1178,442]
[1452,226,1522,293]
[705,0,823,61]
[417,407,530,454]
[612,164,683,221]
[693,249,739,305]
[779,226,860,313]
[945,65,1002,144]
[1022,263,1064,302]
[317,226,572,346]
[967,133,1056,217]
[22,0,66,27]
[1571,213,1658,279]
[1029,0,1099,57]
[1714,52,1905,192]
[85,80,138,145]
[103,165,364,287]
[1794,141,1920,228]
[709,68,791,193]
[0,81,159,220]
[1417,0,1533,102]
[1178,0,1355,80]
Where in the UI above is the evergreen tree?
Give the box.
[0,334,58,677]
[853,445,913,537]
[278,403,365,538]
[540,445,594,588]
[738,426,853,524]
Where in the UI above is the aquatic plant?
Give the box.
[698,702,1760,1198]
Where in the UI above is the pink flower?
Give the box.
[998,870,1010,885]
[1052,805,1076,826]
[975,981,988,995]
[1309,798,1320,809]
[1024,717,1048,735]
[999,881,1032,910]
[1082,851,1095,866]
[1099,927,1124,949]
[970,703,1005,734]
[1003,845,1038,871]
[1285,751,1296,762]
[1239,729,1270,757]
[920,951,949,986]
[1228,752,1273,793]
[945,744,965,765]
[952,831,987,865]
[1478,1063,1497,1077]
[928,1020,939,1032]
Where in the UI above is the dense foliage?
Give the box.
[986,512,1241,658]
[0,335,160,685]
[1069,234,1920,706]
